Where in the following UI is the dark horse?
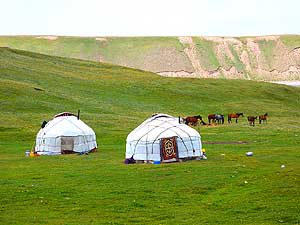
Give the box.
[208,114,224,124]
[228,113,244,123]
[247,116,257,126]
[185,115,202,126]
[259,113,268,124]
[215,114,224,124]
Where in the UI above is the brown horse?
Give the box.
[185,115,202,126]
[228,113,244,123]
[259,113,268,124]
[208,114,216,124]
[247,116,257,126]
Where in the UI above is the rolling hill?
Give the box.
[1,35,300,81]
[1,47,300,224]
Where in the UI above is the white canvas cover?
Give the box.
[35,113,97,155]
[126,114,202,161]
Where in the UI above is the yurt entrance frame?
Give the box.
[160,136,179,162]
[61,136,75,153]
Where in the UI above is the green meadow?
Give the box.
[0,47,300,224]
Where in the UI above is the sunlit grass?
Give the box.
[0,48,300,224]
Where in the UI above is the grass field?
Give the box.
[1,47,300,224]
[280,35,300,49]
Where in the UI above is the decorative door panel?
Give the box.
[160,137,178,162]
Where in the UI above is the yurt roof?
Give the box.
[37,114,95,138]
[127,114,200,143]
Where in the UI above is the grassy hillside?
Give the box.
[257,39,277,70]
[0,36,103,61]
[97,37,193,73]
[1,35,300,80]
[1,48,300,224]
[280,35,300,49]
[0,36,194,73]
[193,37,220,71]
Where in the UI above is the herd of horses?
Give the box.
[247,113,268,126]
[181,113,268,127]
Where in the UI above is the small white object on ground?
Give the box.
[246,152,253,156]
[281,165,285,168]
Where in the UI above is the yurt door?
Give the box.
[61,136,74,154]
[160,136,178,163]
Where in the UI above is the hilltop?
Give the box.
[0,35,300,81]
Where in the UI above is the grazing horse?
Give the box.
[247,116,257,126]
[228,113,244,123]
[208,114,224,124]
[185,115,202,126]
[208,114,216,124]
[215,114,224,124]
[259,113,268,124]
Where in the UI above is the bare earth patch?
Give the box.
[95,37,107,42]
[203,141,250,145]
[178,36,220,78]
[35,36,58,40]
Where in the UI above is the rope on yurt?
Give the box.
[145,125,150,161]
[131,116,177,154]
[131,114,173,135]
[42,115,65,132]
[131,119,169,155]
[68,117,91,152]
[150,124,189,154]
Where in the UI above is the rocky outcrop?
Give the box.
[178,36,299,80]
[160,36,300,80]
[1,35,300,81]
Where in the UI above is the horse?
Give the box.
[215,114,224,124]
[259,113,268,124]
[208,114,224,124]
[185,115,202,126]
[247,116,257,126]
[208,114,216,124]
[228,113,244,123]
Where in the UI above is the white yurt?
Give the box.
[126,114,202,163]
[35,112,97,155]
